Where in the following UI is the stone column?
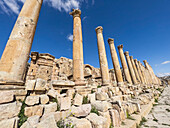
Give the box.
[134,59,145,84]
[0,0,43,84]
[138,61,147,84]
[117,45,132,84]
[95,26,110,86]
[130,56,141,83]
[143,60,158,85]
[70,9,85,85]
[108,38,123,85]
[124,52,138,85]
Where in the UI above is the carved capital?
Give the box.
[134,59,138,62]
[108,38,114,45]
[95,26,103,34]
[130,56,133,59]
[118,44,123,49]
[124,51,129,56]
[143,60,147,64]
[70,9,81,18]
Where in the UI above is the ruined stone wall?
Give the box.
[26,52,117,86]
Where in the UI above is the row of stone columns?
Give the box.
[0,4,160,87]
[95,26,160,86]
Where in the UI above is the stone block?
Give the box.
[88,93,96,103]
[109,109,121,127]
[91,101,109,112]
[60,97,71,110]
[34,78,47,91]
[0,101,21,121]
[25,80,36,90]
[25,105,44,117]
[66,89,75,99]
[69,117,92,128]
[47,89,59,98]
[86,113,107,128]
[96,92,108,101]
[0,117,18,128]
[25,96,39,106]
[73,93,83,106]
[40,95,49,105]
[0,91,14,104]
[71,104,91,117]
[44,103,57,114]
[98,111,111,128]
[36,115,57,128]
[27,115,40,127]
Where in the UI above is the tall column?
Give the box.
[138,61,147,84]
[70,9,85,85]
[143,60,158,85]
[0,0,43,83]
[117,45,132,84]
[108,38,123,85]
[95,26,110,86]
[134,59,145,84]
[130,56,141,83]
[124,52,138,85]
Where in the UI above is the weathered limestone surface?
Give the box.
[118,45,132,84]
[0,0,43,82]
[71,104,91,117]
[95,26,110,86]
[70,9,85,85]
[25,95,39,106]
[25,105,44,117]
[124,51,138,85]
[0,91,14,104]
[141,86,170,128]
[68,117,92,128]
[0,117,18,128]
[0,101,21,121]
[108,38,123,85]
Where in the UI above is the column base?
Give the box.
[75,80,87,86]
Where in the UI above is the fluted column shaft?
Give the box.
[108,38,123,85]
[138,61,147,84]
[118,45,132,84]
[70,9,85,85]
[134,59,145,84]
[124,52,138,85]
[130,56,141,83]
[95,26,110,86]
[0,0,43,83]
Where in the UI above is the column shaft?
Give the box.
[95,26,110,86]
[108,39,123,85]
[134,59,145,84]
[124,52,138,85]
[70,9,85,85]
[0,0,43,83]
[130,56,141,83]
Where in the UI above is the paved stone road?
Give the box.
[141,85,170,128]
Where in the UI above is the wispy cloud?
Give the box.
[157,73,170,77]
[82,16,87,21]
[44,0,80,12]
[161,61,170,65]
[0,0,95,15]
[67,34,73,41]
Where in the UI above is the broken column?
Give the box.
[134,59,145,84]
[130,56,141,83]
[118,45,132,84]
[124,52,138,85]
[70,9,85,85]
[108,38,123,86]
[138,61,147,84]
[0,0,43,84]
[95,26,110,86]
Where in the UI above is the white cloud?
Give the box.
[0,0,95,15]
[67,34,73,41]
[82,16,87,21]
[157,73,170,77]
[161,61,170,65]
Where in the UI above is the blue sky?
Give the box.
[0,0,170,77]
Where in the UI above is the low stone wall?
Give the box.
[0,78,165,128]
